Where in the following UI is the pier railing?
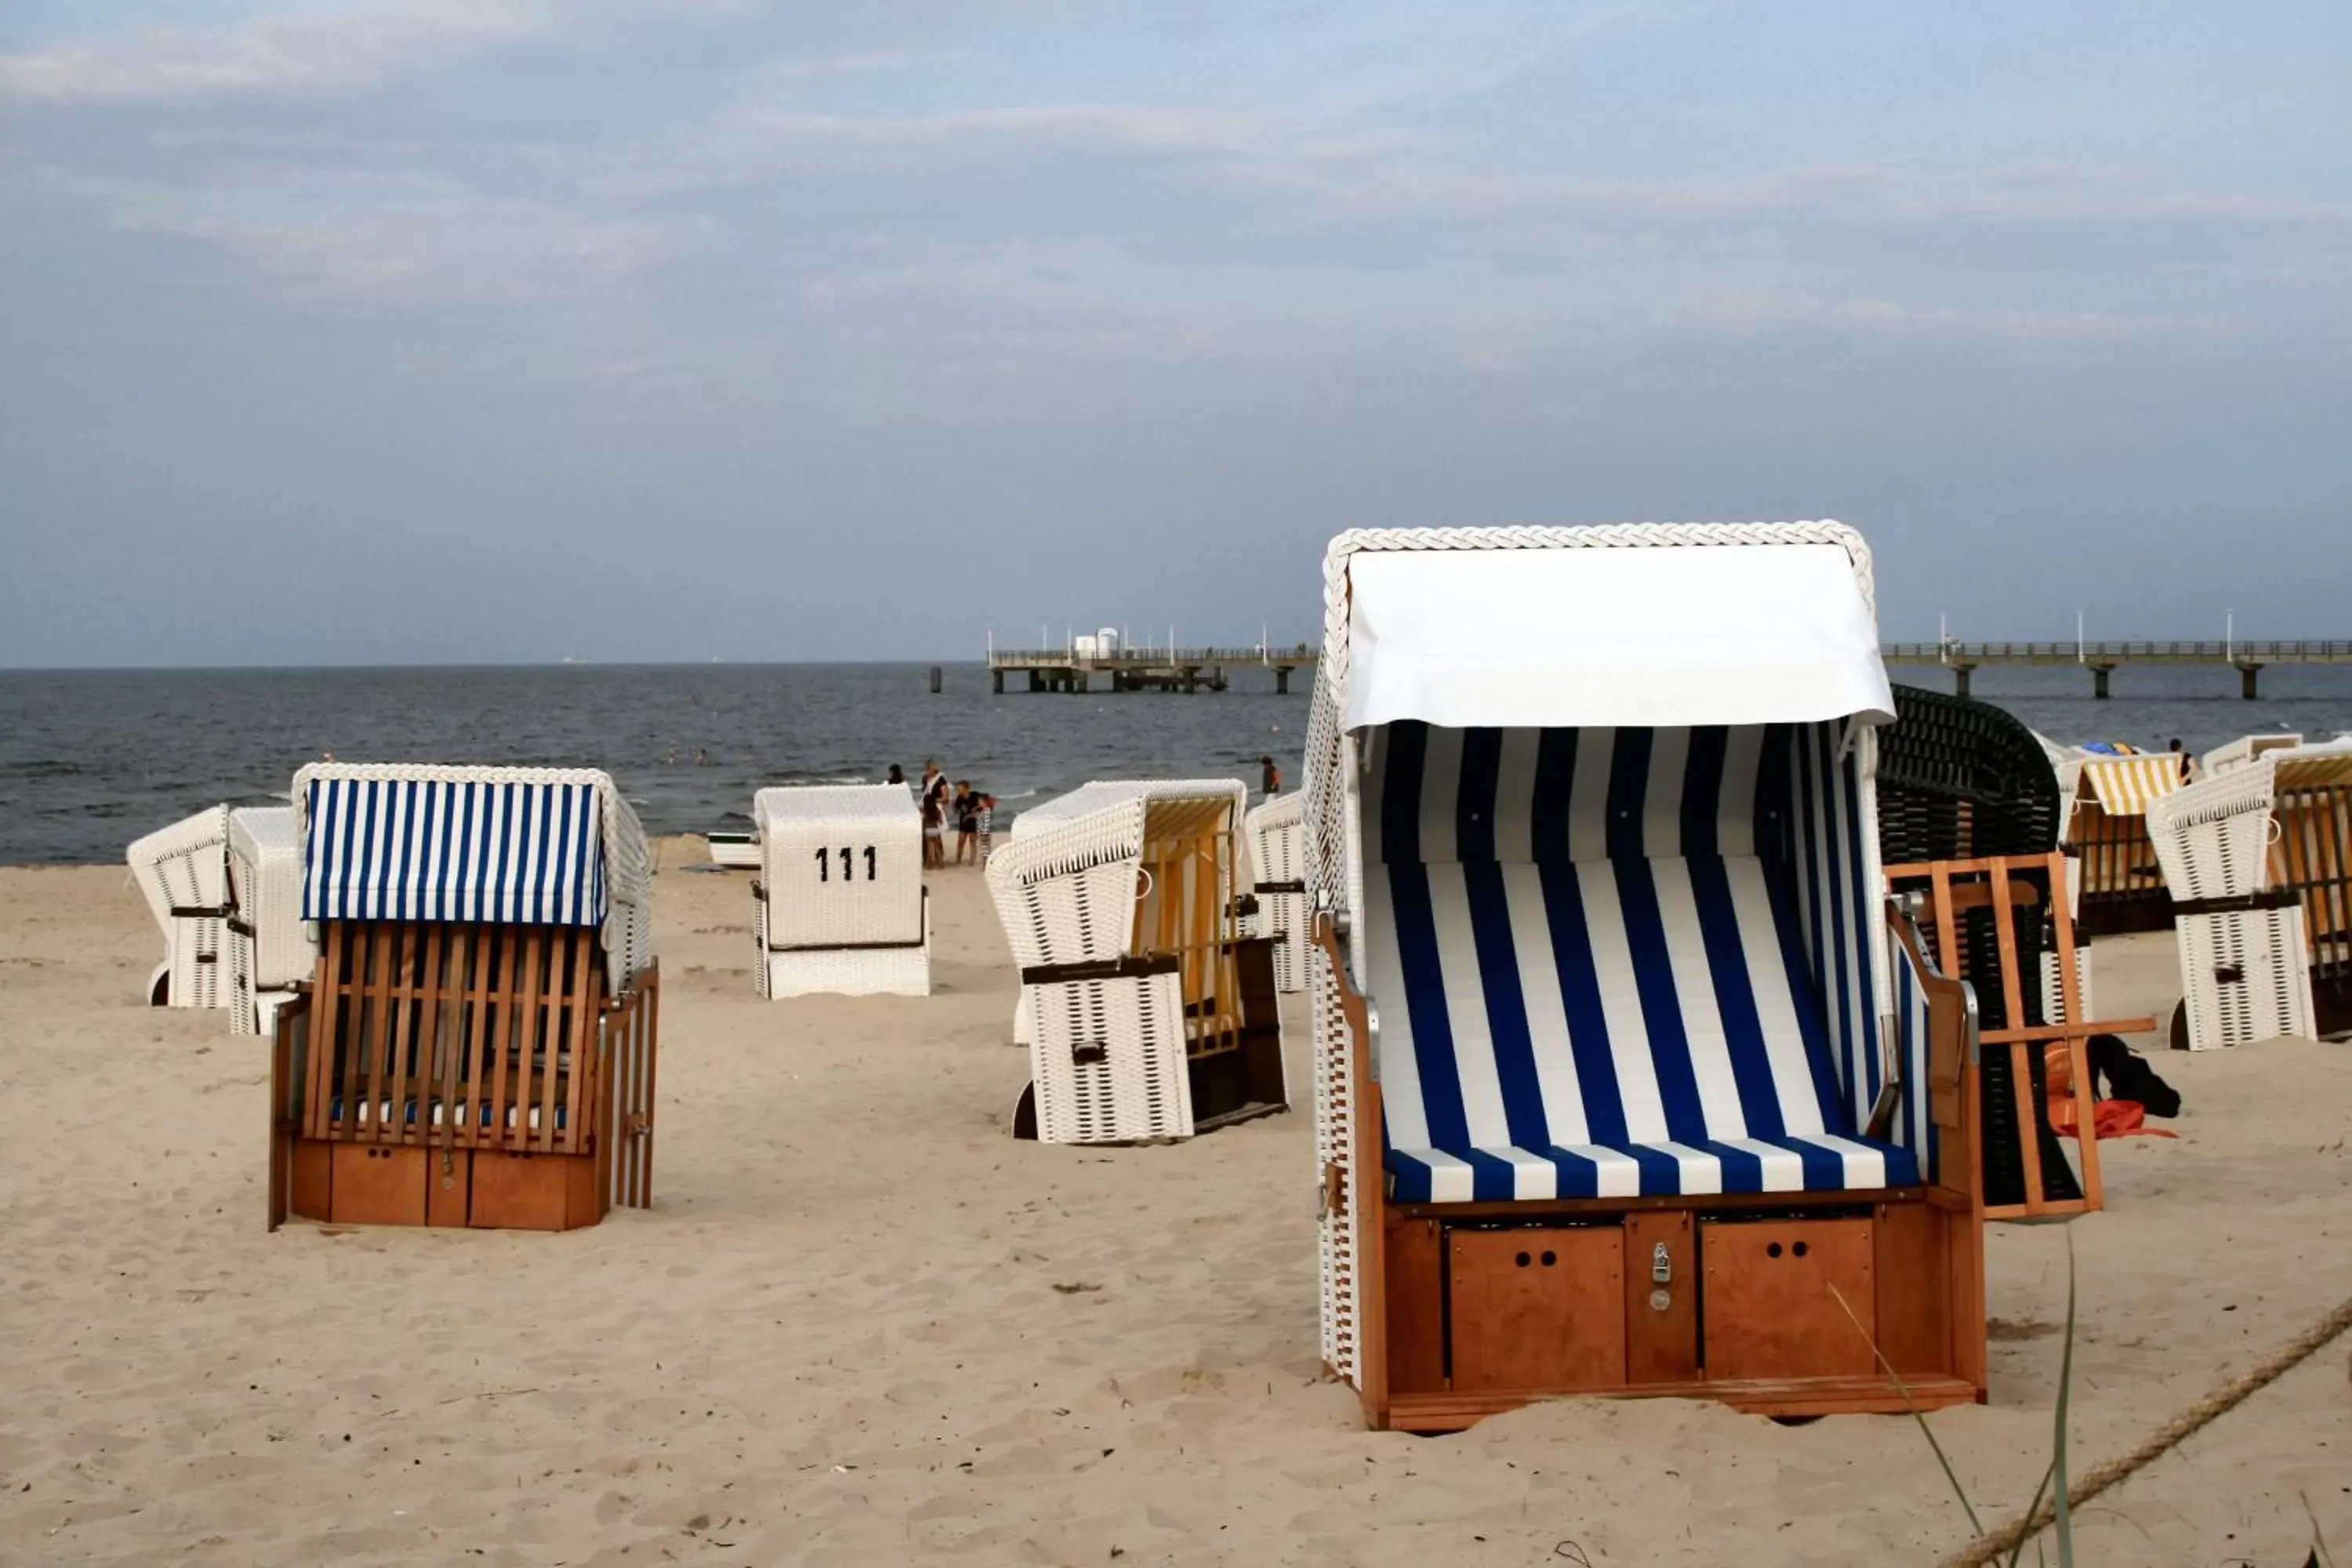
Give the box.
[1882,640,2352,664]
[988,646,1317,667]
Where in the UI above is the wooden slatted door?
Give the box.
[301,920,604,1156]
[602,962,659,1210]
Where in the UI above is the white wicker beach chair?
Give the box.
[987,779,1287,1144]
[2201,733,2302,778]
[1245,791,1308,994]
[227,805,316,1037]
[2148,746,2350,1049]
[268,763,658,1232]
[127,805,233,1009]
[751,785,929,998]
[1303,523,1985,1431]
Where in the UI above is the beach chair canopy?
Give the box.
[1310,524,1920,1206]
[291,763,652,987]
[2076,756,2183,818]
[1341,534,1892,732]
[992,780,1249,967]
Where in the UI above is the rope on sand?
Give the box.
[1935,1292,2352,1568]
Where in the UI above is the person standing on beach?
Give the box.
[887,763,907,789]
[919,760,949,866]
[954,781,981,864]
[1261,755,1282,797]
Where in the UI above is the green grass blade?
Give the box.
[2053,1232,2079,1567]
[2005,1459,2056,1568]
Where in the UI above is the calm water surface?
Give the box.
[4,662,2348,865]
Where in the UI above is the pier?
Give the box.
[988,645,1317,695]
[989,637,2352,700]
[1882,640,2352,699]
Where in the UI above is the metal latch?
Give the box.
[1650,1241,1672,1285]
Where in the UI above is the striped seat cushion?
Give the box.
[1367,722,1915,1203]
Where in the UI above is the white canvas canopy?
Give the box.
[1341,539,1894,733]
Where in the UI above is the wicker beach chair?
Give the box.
[227,805,316,1037]
[2201,734,2302,778]
[128,805,234,1009]
[1305,523,1985,1431]
[987,780,1287,1144]
[1244,790,1308,994]
[1871,687,2144,1216]
[267,764,659,1232]
[751,785,929,998]
[2148,742,2352,1047]
[2061,755,2182,937]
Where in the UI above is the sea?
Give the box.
[5,661,2350,866]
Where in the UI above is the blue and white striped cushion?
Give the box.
[303,776,606,927]
[1365,722,1916,1203]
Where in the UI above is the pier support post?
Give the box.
[1074,672,1089,694]
[2238,662,2263,699]
[1273,666,1291,695]
[1028,671,1044,692]
[2090,664,2114,700]
[1951,664,1975,700]
[930,666,942,694]
[992,668,1004,694]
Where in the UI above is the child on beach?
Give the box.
[954,781,980,864]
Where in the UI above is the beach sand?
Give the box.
[1,843,2346,1566]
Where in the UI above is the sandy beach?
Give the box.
[2,841,2347,1566]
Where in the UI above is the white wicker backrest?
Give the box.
[126,805,231,935]
[985,797,1149,968]
[754,784,924,946]
[2203,734,2303,777]
[2148,760,2280,900]
[289,762,654,990]
[1247,791,1306,886]
[228,805,314,986]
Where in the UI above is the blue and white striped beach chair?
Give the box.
[267,764,659,1232]
[1301,524,1987,1431]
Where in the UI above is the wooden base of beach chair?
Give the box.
[1361,1192,1981,1432]
[283,1140,604,1229]
[469,1149,605,1231]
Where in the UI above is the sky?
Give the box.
[2,1,2347,666]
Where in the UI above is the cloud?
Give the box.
[0,0,554,103]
